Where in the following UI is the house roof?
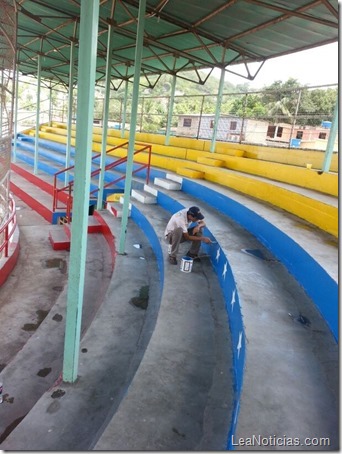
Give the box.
[13,0,339,87]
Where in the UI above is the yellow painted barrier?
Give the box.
[222,155,337,197]
[146,144,187,159]
[35,124,338,199]
[202,140,338,172]
[197,157,225,167]
[41,123,338,172]
[106,193,124,202]
[177,168,204,179]
[202,171,338,238]
[185,149,337,197]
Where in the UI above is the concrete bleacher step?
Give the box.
[106,197,131,218]
[164,173,183,184]
[197,156,225,167]
[131,188,157,204]
[106,201,122,217]
[87,215,103,233]
[176,167,204,179]
[48,225,70,250]
[10,166,55,223]
[154,177,182,190]
[48,216,103,250]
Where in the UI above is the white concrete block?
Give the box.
[154,177,182,190]
[131,189,157,204]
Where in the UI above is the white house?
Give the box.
[176,114,269,144]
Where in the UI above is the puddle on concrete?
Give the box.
[45,258,67,274]
[0,364,6,373]
[22,309,49,332]
[3,394,14,404]
[52,313,63,322]
[52,285,64,292]
[129,285,149,310]
[51,389,65,399]
[81,348,88,353]
[47,399,60,414]
[37,367,52,377]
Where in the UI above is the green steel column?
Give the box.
[12,65,19,163]
[34,53,41,174]
[139,97,144,132]
[119,0,146,254]
[210,67,225,153]
[62,0,99,383]
[165,74,176,145]
[120,79,129,139]
[48,82,52,127]
[65,40,75,186]
[321,99,338,173]
[98,23,114,210]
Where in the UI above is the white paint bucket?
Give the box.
[180,256,193,273]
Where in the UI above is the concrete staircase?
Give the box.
[106,173,183,218]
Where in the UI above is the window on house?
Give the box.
[267,126,276,138]
[276,127,283,138]
[183,118,192,127]
[210,120,214,129]
[230,121,237,130]
[319,132,327,139]
[296,131,303,139]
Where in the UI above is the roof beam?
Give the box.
[244,0,338,28]
[122,0,252,57]
[222,0,338,48]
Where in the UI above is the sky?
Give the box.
[219,42,338,89]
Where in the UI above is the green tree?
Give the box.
[297,87,337,126]
[222,93,267,118]
[260,79,302,124]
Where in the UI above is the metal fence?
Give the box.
[97,83,338,151]
[18,76,338,152]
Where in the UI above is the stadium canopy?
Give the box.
[16,0,338,87]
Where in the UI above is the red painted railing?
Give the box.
[53,141,152,222]
[0,195,17,258]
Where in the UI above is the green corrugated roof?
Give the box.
[15,0,338,86]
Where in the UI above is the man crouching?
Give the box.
[164,206,212,265]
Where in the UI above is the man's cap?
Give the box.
[188,206,204,220]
